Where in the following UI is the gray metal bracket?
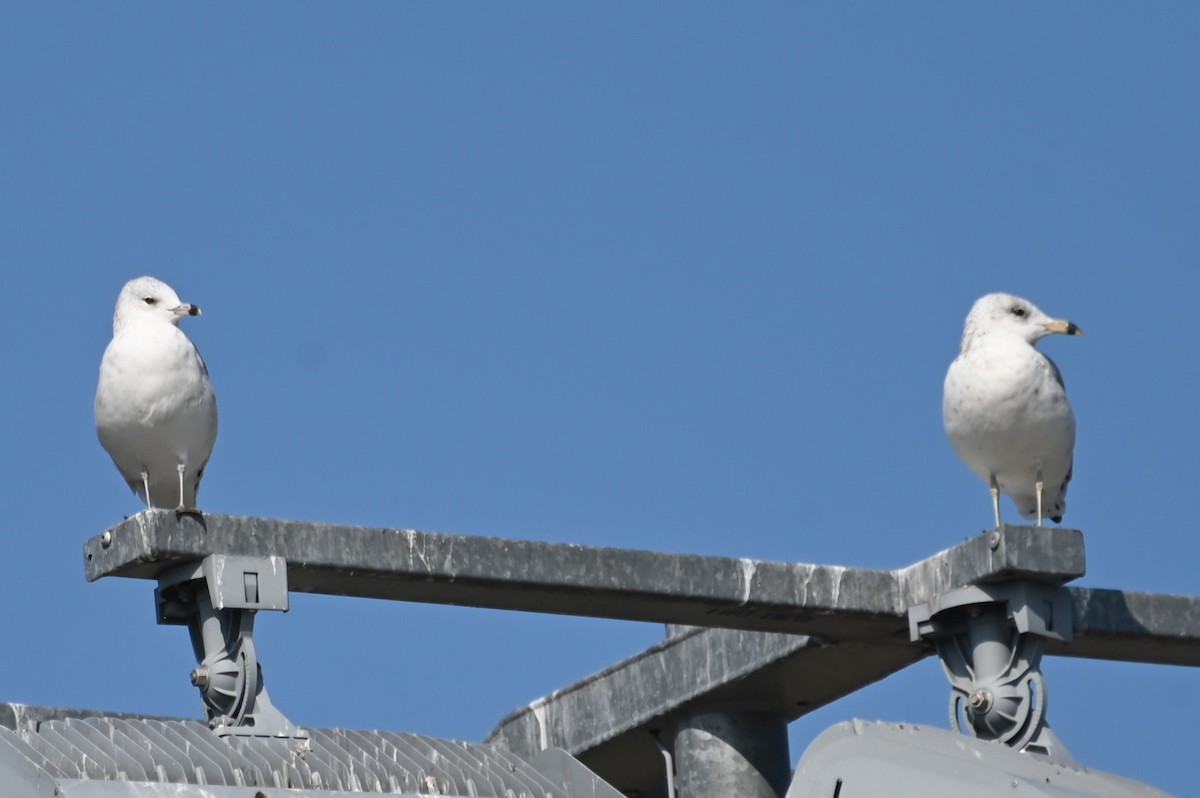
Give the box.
[909,581,1074,763]
[154,554,306,739]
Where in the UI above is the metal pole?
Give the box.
[673,709,790,798]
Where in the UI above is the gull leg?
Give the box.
[140,470,152,510]
[989,475,1002,528]
[176,464,187,512]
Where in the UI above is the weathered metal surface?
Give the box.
[0,704,569,797]
[673,710,791,798]
[85,514,1088,646]
[487,628,922,793]
[895,525,1086,603]
[787,720,1171,798]
[88,514,1200,666]
[86,512,902,640]
[1051,587,1200,666]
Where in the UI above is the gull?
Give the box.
[943,293,1081,527]
[95,276,218,512]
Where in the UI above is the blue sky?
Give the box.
[2,3,1198,794]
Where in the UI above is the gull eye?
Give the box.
[143,297,158,305]
[1009,305,1027,318]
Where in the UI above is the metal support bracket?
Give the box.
[155,554,306,739]
[909,581,1075,764]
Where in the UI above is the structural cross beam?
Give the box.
[84,512,1200,667]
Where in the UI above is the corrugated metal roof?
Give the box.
[0,705,566,796]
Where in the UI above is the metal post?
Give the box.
[673,709,790,798]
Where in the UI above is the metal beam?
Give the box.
[486,627,922,794]
[1054,587,1200,666]
[85,514,1200,666]
[85,513,1085,646]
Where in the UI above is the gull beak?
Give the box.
[1043,319,1081,336]
[172,303,202,317]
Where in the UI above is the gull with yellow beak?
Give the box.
[95,276,218,512]
[943,293,1082,527]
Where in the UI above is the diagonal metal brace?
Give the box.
[155,554,305,739]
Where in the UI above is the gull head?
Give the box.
[112,276,202,333]
[962,292,1081,348]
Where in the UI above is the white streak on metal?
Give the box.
[828,565,845,606]
[531,700,550,751]
[134,509,155,554]
[403,528,431,571]
[738,558,757,605]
